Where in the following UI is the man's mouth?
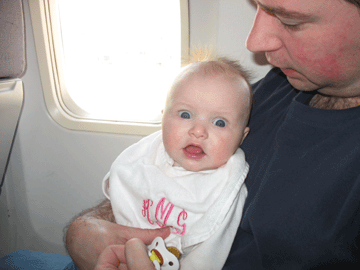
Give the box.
[280,68,298,77]
[183,145,206,160]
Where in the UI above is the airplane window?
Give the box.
[29,0,189,135]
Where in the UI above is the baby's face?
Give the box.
[162,73,250,172]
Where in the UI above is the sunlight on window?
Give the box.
[56,0,181,123]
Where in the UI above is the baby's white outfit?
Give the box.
[103,130,248,269]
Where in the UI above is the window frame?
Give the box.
[29,0,189,135]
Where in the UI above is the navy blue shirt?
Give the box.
[224,68,360,269]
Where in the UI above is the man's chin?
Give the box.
[286,76,319,92]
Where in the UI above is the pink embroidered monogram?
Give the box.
[142,199,155,225]
[142,197,188,235]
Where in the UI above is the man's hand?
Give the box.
[94,245,125,270]
[65,199,170,270]
[95,239,157,270]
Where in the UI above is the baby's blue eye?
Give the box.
[179,111,191,119]
[213,118,227,127]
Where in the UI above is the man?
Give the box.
[66,0,360,269]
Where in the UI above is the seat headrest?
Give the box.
[0,0,26,79]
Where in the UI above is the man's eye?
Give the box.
[179,111,191,119]
[213,118,227,127]
[282,22,300,30]
[278,19,302,30]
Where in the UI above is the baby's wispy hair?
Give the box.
[184,46,253,85]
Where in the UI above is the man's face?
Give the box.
[246,0,360,97]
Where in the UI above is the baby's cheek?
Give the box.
[212,141,234,167]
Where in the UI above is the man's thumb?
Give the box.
[126,226,171,245]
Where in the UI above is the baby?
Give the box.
[102,53,252,269]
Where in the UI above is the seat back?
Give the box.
[0,0,26,194]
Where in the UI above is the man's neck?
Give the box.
[309,94,360,110]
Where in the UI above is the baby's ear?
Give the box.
[244,127,250,137]
[240,127,250,145]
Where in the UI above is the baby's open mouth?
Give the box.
[183,145,205,160]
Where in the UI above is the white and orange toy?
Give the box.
[148,237,181,270]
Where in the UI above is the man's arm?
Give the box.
[65,199,119,269]
[65,199,170,270]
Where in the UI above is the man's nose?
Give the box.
[246,6,283,53]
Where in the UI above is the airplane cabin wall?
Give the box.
[0,0,270,256]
